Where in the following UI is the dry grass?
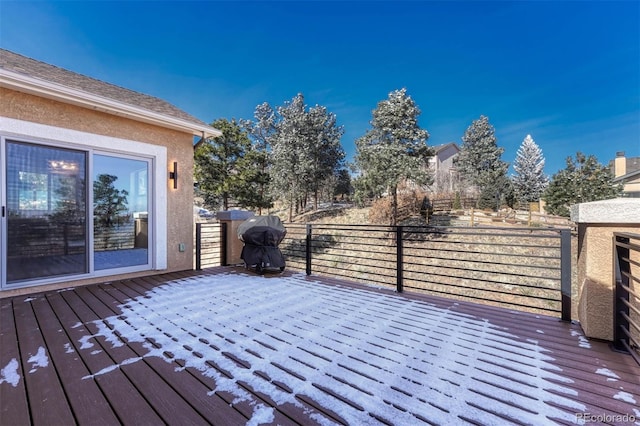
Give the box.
[278,205,576,318]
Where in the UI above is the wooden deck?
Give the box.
[1,267,639,425]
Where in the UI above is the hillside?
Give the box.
[276,203,572,229]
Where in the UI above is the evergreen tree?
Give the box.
[452,192,462,210]
[543,152,622,217]
[352,173,378,207]
[270,93,345,220]
[355,88,432,225]
[512,134,548,204]
[477,175,514,211]
[93,174,129,249]
[194,118,257,211]
[271,94,308,221]
[233,146,273,212]
[455,115,509,210]
[303,104,345,210]
[333,168,353,200]
[93,174,129,254]
[241,102,276,214]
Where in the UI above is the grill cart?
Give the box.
[237,215,286,274]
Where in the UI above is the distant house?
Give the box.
[610,151,640,198]
[0,49,221,294]
[428,142,460,193]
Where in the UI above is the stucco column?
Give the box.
[216,210,255,265]
[570,198,640,341]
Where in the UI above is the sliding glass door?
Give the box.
[93,154,150,270]
[2,140,153,287]
[5,141,88,283]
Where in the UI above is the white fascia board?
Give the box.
[0,69,222,139]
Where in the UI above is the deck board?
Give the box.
[56,288,165,424]
[116,275,332,425]
[77,284,211,425]
[1,267,639,425]
[12,296,76,424]
[29,296,119,425]
[301,272,640,421]
[93,281,252,425]
[0,299,31,426]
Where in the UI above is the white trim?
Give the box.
[0,69,222,139]
[0,117,168,272]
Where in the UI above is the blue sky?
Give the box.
[1,1,639,175]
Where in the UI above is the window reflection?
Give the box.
[6,141,87,282]
[93,155,149,270]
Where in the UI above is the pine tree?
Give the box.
[512,134,549,204]
[93,174,129,248]
[271,94,305,220]
[241,102,276,214]
[270,94,345,220]
[455,115,509,210]
[93,174,129,228]
[355,88,432,225]
[194,118,255,211]
[543,152,623,217]
[303,104,345,210]
[333,168,353,200]
[233,146,273,212]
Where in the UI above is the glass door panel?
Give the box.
[6,141,87,283]
[93,154,149,270]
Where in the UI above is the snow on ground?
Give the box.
[78,272,589,425]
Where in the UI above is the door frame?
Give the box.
[0,117,167,290]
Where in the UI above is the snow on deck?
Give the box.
[75,272,598,425]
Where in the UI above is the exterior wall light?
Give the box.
[169,161,178,189]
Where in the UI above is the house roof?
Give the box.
[613,168,640,183]
[432,142,460,154]
[0,49,221,138]
[609,155,640,177]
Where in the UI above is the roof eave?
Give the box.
[0,69,222,139]
[613,169,640,182]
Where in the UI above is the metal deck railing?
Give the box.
[196,222,572,320]
[281,223,572,320]
[614,232,640,365]
[195,222,226,270]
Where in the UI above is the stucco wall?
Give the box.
[576,224,628,340]
[0,88,195,296]
[571,198,640,341]
[623,175,640,194]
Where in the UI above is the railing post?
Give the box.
[397,226,403,293]
[560,228,572,321]
[221,222,228,266]
[306,224,312,275]
[195,223,202,270]
[613,235,630,352]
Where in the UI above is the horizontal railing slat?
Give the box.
[613,232,640,365]
[197,222,571,318]
[280,223,568,317]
